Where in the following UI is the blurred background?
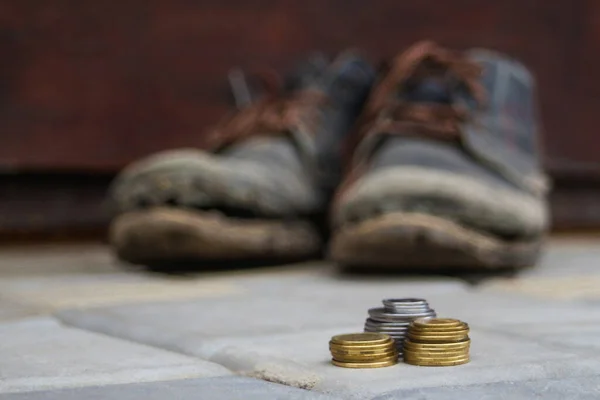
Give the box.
[0,0,599,243]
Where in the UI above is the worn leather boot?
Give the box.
[108,52,374,265]
[330,41,550,270]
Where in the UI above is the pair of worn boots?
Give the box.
[108,41,550,271]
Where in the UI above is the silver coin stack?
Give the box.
[363,298,436,355]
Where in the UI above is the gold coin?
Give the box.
[404,352,469,361]
[329,347,397,357]
[409,328,469,335]
[331,351,398,361]
[412,318,463,328]
[402,346,470,353]
[403,348,468,358]
[330,333,391,346]
[329,341,394,351]
[409,322,469,332]
[409,327,469,334]
[409,327,469,335]
[332,354,398,362]
[330,350,396,358]
[333,353,398,363]
[403,346,468,353]
[408,335,469,342]
[404,339,470,348]
[404,357,470,367]
[408,334,469,342]
[330,344,395,353]
[407,339,468,345]
[332,357,398,368]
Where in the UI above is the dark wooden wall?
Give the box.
[0,0,599,235]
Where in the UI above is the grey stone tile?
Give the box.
[0,273,241,311]
[372,376,600,400]
[493,320,600,352]
[55,272,600,397]
[480,238,600,301]
[425,290,600,329]
[531,238,600,278]
[0,377,341,400]
[162,325,600,399]
[0,299,38,321]
[57,275,466,354]
[0,317,231,394]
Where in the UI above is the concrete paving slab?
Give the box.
[0,274,241,311]
[55,265,600,397]
[532,238,600,278]
[0,317,232,394]
[58,280,600,354]
[0,298,39,321]
[57,275,466,354]
[7,239,600,398]
[432,291,600,328]
[0,376,341,400]
[480,238,600,301]
[146,325,600,399]
[492,320,600,352]
[372,376,600,400]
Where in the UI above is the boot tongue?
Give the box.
[403,77,452,104]
[284,53,330,92]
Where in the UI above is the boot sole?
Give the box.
[329,212,543,270]
[110,207,321,265]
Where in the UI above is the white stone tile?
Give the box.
[0,317,231,394]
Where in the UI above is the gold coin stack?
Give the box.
[329,333,399,368]
[403,318,470,367]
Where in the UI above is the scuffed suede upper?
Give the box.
[110,52,375,218]
[334,43,549,239]
[222,52,376,198]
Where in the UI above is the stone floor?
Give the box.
[1,237,600,399]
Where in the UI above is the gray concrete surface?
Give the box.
[1,238,599,399]
[0,377,341,400]
[0,317,231,394]
[372,376,600,400]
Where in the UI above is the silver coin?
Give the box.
[382,298,428,307]
[365,328,409,334]
[384,304,430,311]
[364,328,409,334]
[364,324,409,329]
[384,308,433,316]
[368,308,436,322]
[383,304,433,311]
[365,318,412,329]
[364,318,412,327]
[386,305,429,310]
[363,327,407,334]
[381,298,435,314]
[363,326,410,331]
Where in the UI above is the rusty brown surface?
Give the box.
[0,0,597,173]
[1,0,600,234]
[0,173,111,238]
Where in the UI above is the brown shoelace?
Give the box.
[205,69,327,151]
[334,41,488,205]
[348,41,487,156]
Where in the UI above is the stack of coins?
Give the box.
[329,333,398,368]
[403,318,470,366]
[364,298,436,355]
